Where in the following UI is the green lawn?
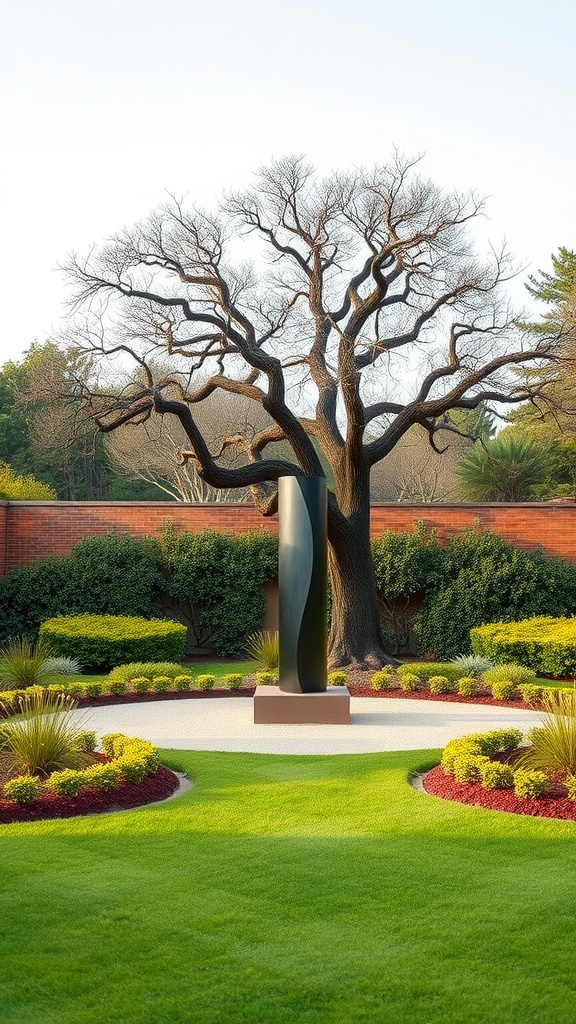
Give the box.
[1,748,576,1023]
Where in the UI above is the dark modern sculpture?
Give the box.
[278,475,327,693]
[253,474,350,724]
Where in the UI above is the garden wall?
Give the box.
[1,498,575,575]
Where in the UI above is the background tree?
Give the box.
[62,155,559,667]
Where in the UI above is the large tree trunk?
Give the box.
[327,502,399,671]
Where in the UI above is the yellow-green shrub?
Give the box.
[428,675,453,694]
[40,615,187,670]
[371,669,394,691]
[472,617,576,677]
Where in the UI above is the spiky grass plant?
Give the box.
[0,637,54,690]
[245,630,279,670]
[43,656,83,677]
[450,654,493,677]
[516,687,576,779]
[0,688,94,777]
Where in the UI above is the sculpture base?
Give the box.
[253,686,350,725]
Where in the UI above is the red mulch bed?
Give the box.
[0,753,180,826]
[77,684,529,711]
[423,762,576,820]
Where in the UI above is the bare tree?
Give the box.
[62,154,560,668]
[105,389,271,502]
[370,424,466,502]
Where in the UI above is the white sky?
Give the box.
[1,0,575,365]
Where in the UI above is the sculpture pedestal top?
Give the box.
[253,686,350,725]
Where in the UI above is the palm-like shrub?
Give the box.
[0,637,54,689]
[245,630,279,670]
[0,688,94,777]
[456,435,550,501]
[516,688,576,778]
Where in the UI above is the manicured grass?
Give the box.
[1,749,576,1023]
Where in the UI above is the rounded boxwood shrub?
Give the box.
[428,675,453,694]
[491,680,517,701]
[482,663,537,688]
[152,676,171,693]
[39,615,187,670]
[46,769,85,797]
[371,669,394,691]
[399,672,420,692]
[108,662,185,684]
[132,677,151,694]
[3,775,41,804]
[457,676,479,697]
[480,761,514,790]
[327,671,348,687]
[223,674,243,690]
[513,769,548,799]
[174,674,193,691]
[196,674,216,691]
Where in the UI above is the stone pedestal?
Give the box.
[253,686,350,725]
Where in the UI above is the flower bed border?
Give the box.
[423,763,576,820]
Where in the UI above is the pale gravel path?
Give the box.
[74,696,541,755]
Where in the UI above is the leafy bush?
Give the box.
[480,761,514,790]
[152,676,172,693]
[108,680,127,696]
[517,684,544,706]
[101,733,124,757]
[490,680,517,701]
[453,754,491,784]
[0,636,54,690]
[3,775,41,804]
[482,664,537,688]
[117,756,148,784]
[513,769,548,799]
[132,677,151,694]
[0,461,56,500]
[108,662,185,683]
[82,762,122,792]
[255,672,276,686]
[196,674,216,691]
[327,671,347,687]
[246,631,279,671]
[472,617,576,677]
[46,768,85,797]
[428,675,453,694]
[457,676,480,696]
[0,533,164,643]
[399,673,419,692]
[39,615,187,670]
[0,688,93,777]
[174,675,193,691]
[65,681,84,697]
[75,730,97,753]
[223,674,244,690]
[474,729,523,755]
[441,738,484,774]
[516,688,576,778]
[406,526,576,659]
[160,524,278,656]
[371,669,394,691]
[84,682,103,699]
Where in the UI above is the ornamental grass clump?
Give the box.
[483,664,536,689]
[43,656,83,677]
[0,688,94,777]
[245,631,279,671]
[516,687,576,778]
[0,637,54,690]
[450,654,493,677]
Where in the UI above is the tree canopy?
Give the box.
[60,154,561,666]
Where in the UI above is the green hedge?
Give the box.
[471,616,576,676]
[372,523,576,659]
[0,534,163,642]
[39,615,187,669]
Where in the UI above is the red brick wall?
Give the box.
[1,499,575,574]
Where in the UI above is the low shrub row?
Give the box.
[440,730,550,800]
[368,662,567,706]
[3,734,160,804]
